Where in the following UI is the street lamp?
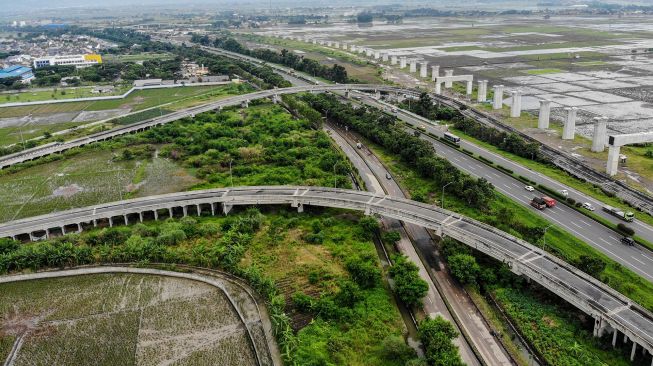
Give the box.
[333,162,340,188]
[541,224,553,273]
[441,181,453,208]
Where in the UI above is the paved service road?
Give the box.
[327,124,511,365]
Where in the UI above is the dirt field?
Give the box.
[0,273,258,366]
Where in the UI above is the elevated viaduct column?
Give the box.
[391,55,398,65]
[374,51,381,59]
[607,145,621,176]
[444,69,454,87]
[342,43,348,50]
[409,60,417,73]
[382,53,389,62]
[477,80,488,102]
[492,85,504,110]
[591,116,608,152]
[562,107,578,140]
[400,57,407,69]
[466,80,473,97]
[365,49,373,57]
[510,90,522,118]
[431,65,440,81]
[420,62,428,78]
[334,41,340,49]
[538,99,551,129]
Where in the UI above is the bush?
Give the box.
[389,255,428,307]
[478,156,494,165]
[617,223,635,236]
[156,229,187,246]
[567,197,576,205]
[496,165,513,174]
[382,231,401,245]
[418,316,464,366]
[447,254,480,285]
[575,202,582,208]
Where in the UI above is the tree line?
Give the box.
[303,93,495,210]
[192,34,349,83]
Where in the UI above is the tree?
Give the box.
[346,257,380,289]
[448,254,480,285]
[573,255,606,278]
[389,255,428,307]
[419,316,465,366]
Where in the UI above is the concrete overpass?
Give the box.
[1,185,652,363]
[0,84,411,170]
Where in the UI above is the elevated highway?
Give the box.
[1,185,651,362]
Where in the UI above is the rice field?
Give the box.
[0,273,258,366]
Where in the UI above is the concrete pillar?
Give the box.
[591,116,608,152]
[297,203,304,213]
[45,229,50,239]
[391,55,398,65]
[607,145,621,176]
[359,47,366,55]
[612,329,618,347]
[477,80,488,102]
[327,41,332,47]
[312,39,317,44]
[139,212,143,222]
[182,206,188,217]
[382,53,389,62]
[196,204,201,216]
[154,210,159,221]
[431,65,440,81]
[350,45,356,52]
[366,49,373,57]
[625,334,629,343]
[444,70,454,88]
[420,62,428,78]
[538,99,551,129]
[211,203,215,216]
[334,42,339,48]
[435,82,442,95]
[631,342,637,361]
[409,60,417,73]
[342,43,347,50]
[242,100,249,109]
[123,214,128,225]
[108,217,113,227]
[510,90,522,118]
[77,223,82,233]
[375,90,381,99]
[562,107,578,140]
[465,80,473,96]
[272,94,279,104]
[319,40,324,45]
[374,51,380,59]
[29,232,35,241]
[93,219,97,227]
[223,203,232,215]
[168,208,173,218]
[344,90,350,98]
[400,57,407,69]
[493,85,504,110]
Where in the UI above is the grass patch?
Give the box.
[524,68,563,75]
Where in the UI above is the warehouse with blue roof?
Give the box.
[0,65,34,83]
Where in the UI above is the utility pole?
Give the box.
[541,224,553,273]
[441,181,453,208]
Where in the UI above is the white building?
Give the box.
[33,54,102,69]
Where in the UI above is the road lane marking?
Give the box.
[598,238,614,246]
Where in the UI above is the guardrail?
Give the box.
[1,185,651,356]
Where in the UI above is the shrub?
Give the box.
[617,223,635,236]
[156,229,187,246]
[447,254,480,285]
[567,197,576,205]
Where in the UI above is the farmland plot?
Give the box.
[0,273,258,366]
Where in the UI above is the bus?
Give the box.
[443,132,461,145]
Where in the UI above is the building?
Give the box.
[0,65,34,83]
[33,54,102,69]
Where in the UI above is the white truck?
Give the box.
[602,205,634,222]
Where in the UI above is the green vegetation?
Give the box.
[0,273,256,365]
[0,102,352,222]
[388,254,429,307]
[524,68,563,75]
[0,85,131,104]
[419,317,465,366]
[0,208,419,365]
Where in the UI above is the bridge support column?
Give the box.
[334,42,340,49]
[444,70,454,87]
[124,214,128,225]
[465,80,473,97]
[297,203,304,213]
[374,51,380,59]
[591,116,608,152]
[477,80,488,102]
[344,90,350,98]
[431,65,440,81]
[211,203,216,216]
[420,62,428,78]
[45,229,50,239]
[77,223,82,233]
[375,90,381,99]
[29,232,35,241]
[241,100,249,109]
[400,57,407,69]
[510,90,522,118]
[182,206,188,217]
[168,208,173,218]
[607,145,621,176]
[93,219,97,227]
[632,342,637,361]
[624,334,629,343]
[409,60,417,73]
[391,55,397,65]
[562,107,577,140]
[435,82,442,95]
[272,94,279,104]
[382,53,389,62]
[223,204,232,215]
[196,204,201,216]
[493,85,504,109]
[593,317,606,337]
[139,212,143,222]
[538,99,551,129]
[108,217,113,227]
[612,329,618,347]
[153,210,159,221]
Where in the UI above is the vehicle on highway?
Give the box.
[531,197,547,210]
[353,96,362,100]
[356,142,362,149]
[391,107,398,113]
[621,236,635,246]
[525,185,534,192]
[603,205,635,222]
[582,202,595,211]
[386,172,392,180]
[418,125,427,132]
[542,196,556,207]
[559,189,569,197]
[443,132,461,145]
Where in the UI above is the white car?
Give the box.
[582,202,595,211]
[525,185,535,192]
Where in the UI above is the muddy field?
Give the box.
[0,273,260,366]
